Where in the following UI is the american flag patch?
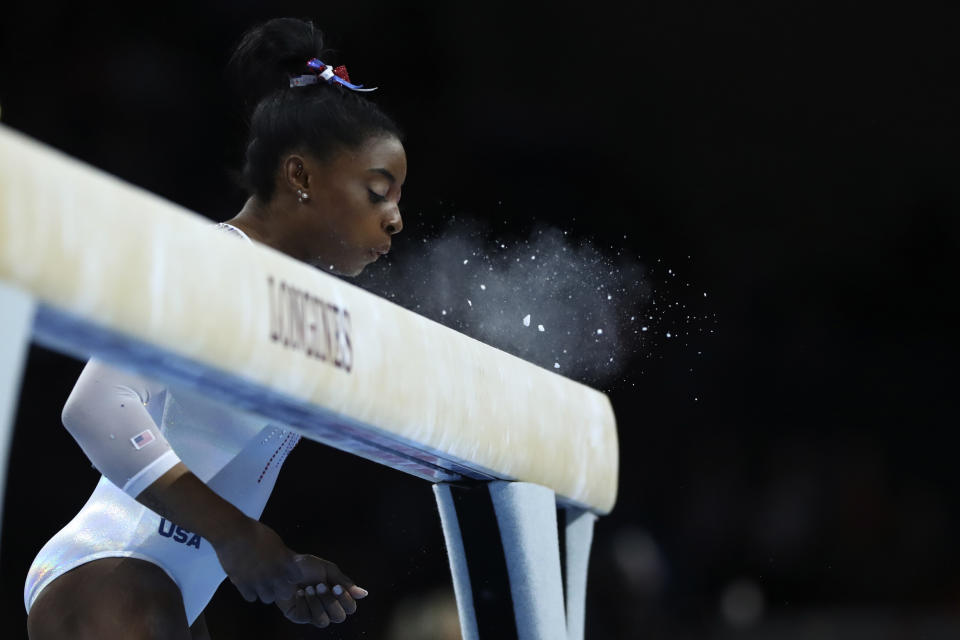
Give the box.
[131,429,156,450]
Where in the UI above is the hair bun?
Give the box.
[228,18,325,110]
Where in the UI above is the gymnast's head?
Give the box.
[226,17,405,276]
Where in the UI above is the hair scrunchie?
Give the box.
[289,58,377,92]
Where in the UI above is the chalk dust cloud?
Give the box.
[354,216,657,387]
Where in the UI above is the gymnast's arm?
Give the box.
[60,358,180,496]
[147,465,365,624]
[60,359,362,610]
[138,461,302,604]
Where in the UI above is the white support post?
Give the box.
[490,481,568,639]
[434,481,568,640]
[0,282,36,548]
[561,507,597,640]
[434,483,481,640]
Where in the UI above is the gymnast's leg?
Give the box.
[27,557,192,640]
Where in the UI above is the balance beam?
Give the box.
[0,124,619,639]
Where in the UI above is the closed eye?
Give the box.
[367,189,387,204]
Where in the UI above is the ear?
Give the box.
[281,154,310,194]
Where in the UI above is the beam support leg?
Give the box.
[560,507,597,640]
[0,282,35,549]
[434,480,567,639]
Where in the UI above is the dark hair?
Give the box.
[228,18,402,201]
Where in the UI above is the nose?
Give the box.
[382,206,403,236]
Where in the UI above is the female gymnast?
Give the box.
[23,18,405,640]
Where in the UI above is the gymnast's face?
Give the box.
[282,135,406,276]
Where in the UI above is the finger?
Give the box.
[293,591,313,624]
[255,581,276,604]
[281,591,311,624]
[349,585,370,600]
[304,586,331,628]
[317,583,347,623]
[325,564,355,591]
[230,577,258,603]
[325,564,367,603]
[332,584,357,615]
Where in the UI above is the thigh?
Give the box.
[27,557,191,640]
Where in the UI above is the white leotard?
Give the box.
[24,223,301,624]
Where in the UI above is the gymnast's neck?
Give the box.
[223,197,286,253]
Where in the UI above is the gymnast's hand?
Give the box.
[275,554,368,627]
[213,516,302,604]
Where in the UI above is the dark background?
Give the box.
[1,1,958,638]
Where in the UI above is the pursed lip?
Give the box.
[370,244,391,258]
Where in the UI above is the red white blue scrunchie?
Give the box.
[289,58,377,92]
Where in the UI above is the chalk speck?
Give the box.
[523,314,531,327]
[538,324,545,332]
[596,328,603,335]
[554,362,560,369]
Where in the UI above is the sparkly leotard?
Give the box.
[24,224,300,624]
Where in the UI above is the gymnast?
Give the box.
[23,17,405,639]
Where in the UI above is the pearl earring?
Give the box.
[297,189,309,203]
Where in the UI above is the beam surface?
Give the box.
[0,125,618,514]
